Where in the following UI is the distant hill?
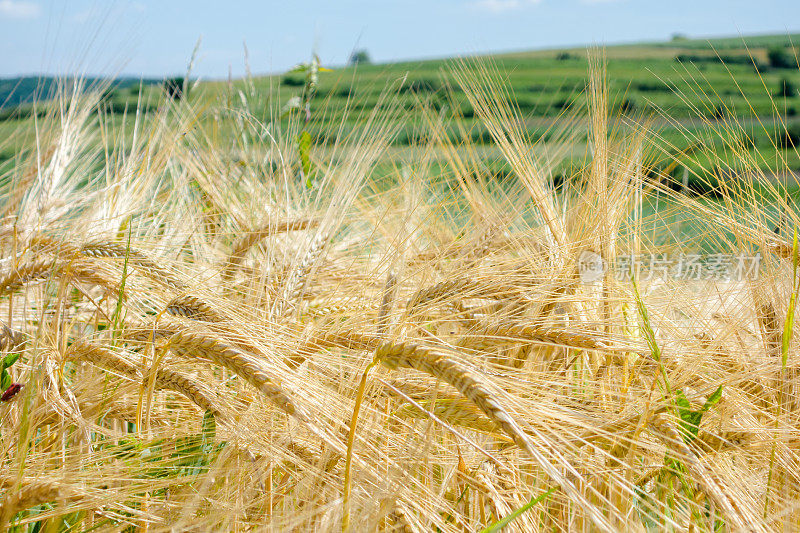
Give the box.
[2,32,798,182]
[651,32,800,50]
[0,76,161,110]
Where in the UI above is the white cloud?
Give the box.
[469,0,541,14]
[0,0,40,18]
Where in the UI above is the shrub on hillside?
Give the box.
[163,77,184,100]
[349,49,371,65]
[776,77,798,98]
[778,124,800,149]
[281,75,304,87]
[768,46,796,69]
[618,97,637,114]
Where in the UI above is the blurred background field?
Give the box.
[1,32,799,195]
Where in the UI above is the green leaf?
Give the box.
[1,370,10,391]
[701,385,724,413]
[2,351,20,369]
[288,63,310,74]
[297,130,314,185]
[480,487,555,533]
[675,389,691,413]
[681,412,703,439]
[676,386,723,442]
[784,227,800,368]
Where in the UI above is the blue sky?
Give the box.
[0,0,798,79]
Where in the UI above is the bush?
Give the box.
[470,129,494,144]
[709,104,728,120]
[0,105,39,121]
[619,97,637,114]
[109,101,130,114]
[460,104,474,118]
[768,46,796,69]
[551,98,572,111]
[98,88,117,103]
[329,85,355,98]
[349,49,371,66]
[776,78,798,98]
[778,124,800,149]
[555,52,575,61]
[635,81,670,93]
[163,77,184,100]
[281,75,304,87]
[675,53,756,66]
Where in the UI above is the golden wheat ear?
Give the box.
[0,478,87,530]
[374,341,614,531]
[80,241,186,291]
[223,216,321,279]
[165,294,225,322]
[0,258,58,296]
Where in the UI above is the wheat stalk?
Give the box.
[166,295,225,322]
[64,340,141,378]
[0,322,25,353]
[468,319,644,355]
[224,217,320,277]
[0,258,57,295]
[276,231,331,317]
[374,341,614,531]
[0,478,85,529]
[164,329,341,454]
[166,330,300,415]
[405,278,525,312]
[285,329,381,368]
[80,241,186,291]
[65,339,224,417]
[149,367,224,418]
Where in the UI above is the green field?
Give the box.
[2,32,799,190]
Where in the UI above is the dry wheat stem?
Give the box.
[405,277,528,313]
[166,330,300,417]
[467,319,647,356]
[64,340,141,378]
[0,322,25,353]
[224,217,321,274]
[374,341,614,531]
[276,230,331,317]
[165,329,343,453]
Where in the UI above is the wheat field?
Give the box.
[0,53,799,532]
